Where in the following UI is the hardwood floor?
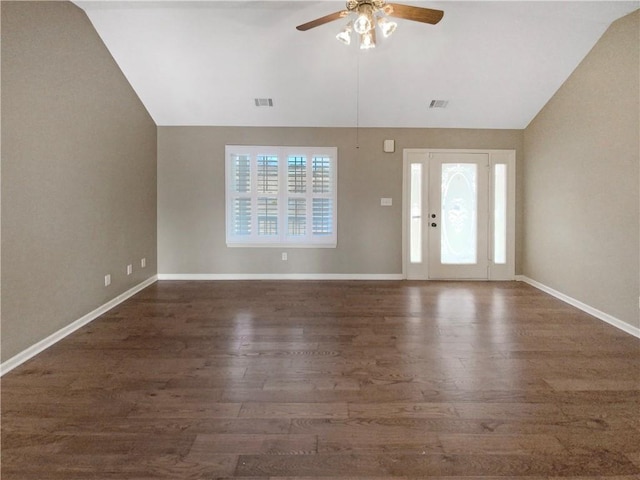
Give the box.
[2,280,639,479]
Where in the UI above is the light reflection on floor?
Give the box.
[409,283,519,392]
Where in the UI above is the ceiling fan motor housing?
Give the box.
[346,1,387,14]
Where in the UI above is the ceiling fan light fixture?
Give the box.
[336,21,353,45]
[298,1,444,50]
[378,17,397,38]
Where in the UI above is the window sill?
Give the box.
[226,243,337,249]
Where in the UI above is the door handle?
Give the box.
[431,223,437,227]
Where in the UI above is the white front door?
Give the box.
[428,153,489,279]
[403,149,516,281]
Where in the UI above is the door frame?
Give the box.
[402,148,516,280]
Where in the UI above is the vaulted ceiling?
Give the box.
[75,1,638,128]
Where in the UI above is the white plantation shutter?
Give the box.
[257,197,278,236]
[312,156,331,193]
[233,198,251,235]
[312,198,333,235]
[287,156,306,194]
[311,155,333,237]
[230,154,251,236]
[256,154,279,237]
[257,155,278,194]
[226,146,337,247]
[287,155,307,238]
[287,198,306,236]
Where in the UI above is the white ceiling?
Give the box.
[75,1,639,128]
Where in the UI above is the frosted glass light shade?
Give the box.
[378,17,397,37]
[360,31,375,49]
[336,28,351,45]
[354,13,371,34]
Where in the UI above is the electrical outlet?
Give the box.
[281,252,287,261]
[127,264,132,275]
[141,258,146,268]
[380,197,393,206]
[104,274,111,287]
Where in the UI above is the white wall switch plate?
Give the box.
[383,139,395,153]
[104,274,111,287]
[381,197,392,206]
[141,258,146,268]
[281,252,288,261]
[127,264,132,275]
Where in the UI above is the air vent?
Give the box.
[429,99,449,109]
[254,98,274,107]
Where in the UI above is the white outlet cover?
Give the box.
[104,274,111,286]
[141,258,146,268]
[127,264,132,275]
[380,198,392,206]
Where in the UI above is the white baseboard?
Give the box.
[516,275,640,339]
[157,273,405,281]
[0,275,158,377]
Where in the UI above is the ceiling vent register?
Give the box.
[254,98,274,107]
[429,100,449,109]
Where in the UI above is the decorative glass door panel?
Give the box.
[428,153,489,279]
[441,163,477,265]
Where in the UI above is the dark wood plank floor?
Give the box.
[2,280,639,479]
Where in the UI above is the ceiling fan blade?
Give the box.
[386,3,444,25]
[296,10,349,31]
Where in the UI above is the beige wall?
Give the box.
[1,2,157,362]
[523,10,639,328]
[158,126,523,275]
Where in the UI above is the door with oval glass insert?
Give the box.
[404,149,515,281]
[428,153,489,279]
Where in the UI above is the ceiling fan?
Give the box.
[296,0,444,49]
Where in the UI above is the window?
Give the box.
[226,145,337,247]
